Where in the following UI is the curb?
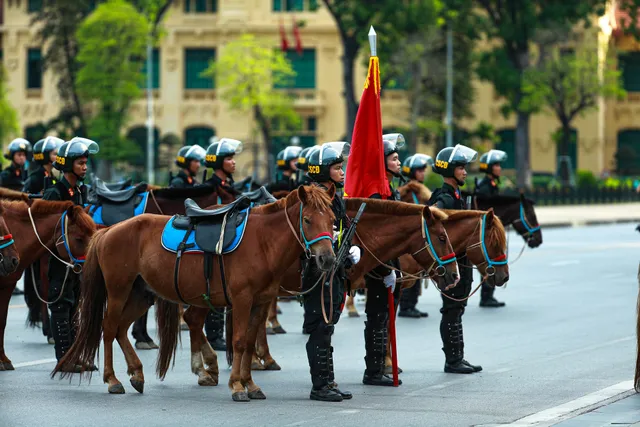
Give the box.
[540,218,640,229]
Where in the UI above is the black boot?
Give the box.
[205,308,226,351]
[440,317,481,374]
[480,283,505,307]
[398,308,422,318]
[328,346,352,399]
[306,332,342,402]
[362,313,401,386]
[50,310,72,362]
[132,311,158,350]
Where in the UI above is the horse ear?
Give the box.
[485,208,495,227]
[297,185,309,204]
[83,205,91,214]
[422,206,435,225]
[66,205,77,220]
[326,183,336,200]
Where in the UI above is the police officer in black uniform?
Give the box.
[476,149,508,308]
[303,141,359,402]
[23,136,64,194]
[429,143,482,375]
[398,153,434,319]
[268,146,303,193]
[169,145,206,188]
[361,133,405,387]
[1,138,32,191]
[201,138,244,351]
[45,137,99,372]
[296,146,318,186]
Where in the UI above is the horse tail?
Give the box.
[51,228,109,380]
[24,264,41,328]
[635,273,640,392]
[225,308,233,366]
[155,297,180,380]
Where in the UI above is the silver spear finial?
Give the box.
[368,26,377,56]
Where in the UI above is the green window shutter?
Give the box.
[184,0,191,12]
[273,0,282,11]
[289,0,304,11]
[616,130,640,174]
[307,116,316,132]
[28,0,42,13]
[496,129,516,169]
[299,135,316,147]
[211,0,217,12]
[619,53,640,93]
[276,49,316,89]
[141,48,160,89]
[185,127,215,148]
[27,48,43,89]
[185,48,215,89]
[309,0,318,10]
[195,0,206,12]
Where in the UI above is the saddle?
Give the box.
[88,178,149,226]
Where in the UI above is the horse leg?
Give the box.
[0,284,15,370]
[102,281,135,393]
[255,318,280,371]
[228,296,253,402]
[241,302,271,399]
[268,297,286,334]
[346,293,360,318]
[184,306,218,386]
[115,298,150,393]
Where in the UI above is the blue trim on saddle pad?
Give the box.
[89,191,149,226]
[161,207,251,255]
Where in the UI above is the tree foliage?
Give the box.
[75,0,148,162]
[0,66,20,155]
[203,34,300,180]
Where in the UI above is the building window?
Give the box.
[184,0,217,13]
[185,126,215,148]
[141,48,161,89]
[618,52,640,93]
[616,129,640,174]
[273,0,318,11]
[495,129,516,169]
[127,126,161,168]
[28,0,42,13]
[275,49,316,89]
[27,48,43,89]
[185,49,215,89]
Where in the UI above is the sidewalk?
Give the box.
[551,392,640,427]
[535,203,640,228]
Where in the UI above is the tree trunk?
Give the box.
[342,41,359,142]
[559,123,572,187]
[515,108,531,190]
[253,105,273,182]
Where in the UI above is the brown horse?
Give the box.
[251,199,460,371]
[52,185,337,402]
[0,199,95,371]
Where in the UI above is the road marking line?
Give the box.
[8,304,26,309]
[503,380,634,426]
[550,260,579,267]
[12,358,57,368]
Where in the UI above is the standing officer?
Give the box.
[429,144,482,374]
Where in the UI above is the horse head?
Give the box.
[465,208,510,287]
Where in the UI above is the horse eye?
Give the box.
[438,234,446,243]
[303,217,311,225]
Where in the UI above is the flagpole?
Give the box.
[370,25,399,388]
[445,23,453,148]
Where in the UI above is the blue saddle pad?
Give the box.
[90,191,149,226]
[161,207,250,255]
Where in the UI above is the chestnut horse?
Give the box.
[0,199,95,371]
[52,186,337,402]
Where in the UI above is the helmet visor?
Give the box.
[448,144,477,163]
[382,133,406,149]
[411,153,434,169]
[69,137,99,155]
[323,141,350,159]
[217,138,243,156]
[486,149,507,164]
[185,144,206,162]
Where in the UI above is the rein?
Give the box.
[148,189,164,215]
[283,202,333,258]
[27,208,83,273]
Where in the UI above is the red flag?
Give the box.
[344,56,391,199]
[292,16,303,55]
[279,17,289,52]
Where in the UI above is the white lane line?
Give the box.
[8,304,26,309]
[12,358,57,368]
[602,272,626,279]
[550,260,579,267]
[502,380,634,426]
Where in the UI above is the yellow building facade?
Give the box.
[0,0,638,182]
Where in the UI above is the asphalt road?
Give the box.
[1,223,638,427]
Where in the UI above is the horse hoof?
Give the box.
[264,361,281,371]
[48,337,55,345]
[135,341,152,350]
[251,361,265,371]
[232,391,250,402]
[1,362,15,371]
[266,327,275,335]
[108,383,125,394]
[130,379,144,394]
[276,307,282,314]
[180,323,189,331]
[348,311,360,318]
[248,389,266,400]
[198,375,218,386]
[273,326,287,334]
[147,340,159,350]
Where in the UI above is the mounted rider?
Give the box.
[201,137,244,352]
[296,146,318,186]
[169,145,206,188]
[303,141,358,402]
[1,138,32,191]
[45,137,99,372]
[429,143,482,375]
[361,133,404,387]
[398,153,435,319]
[476,149,508,308]
[268,145,303,193]
[23,136,64,194]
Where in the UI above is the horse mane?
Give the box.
[151,185,218,199]
[1,199,96,235]
[398,182,432,203]
[0,188,29,202]
[252,186,333,215]
[443,209,507,250]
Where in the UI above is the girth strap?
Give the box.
[174,222,195,305]
[218,255,232,306]
[202,251,232,309]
